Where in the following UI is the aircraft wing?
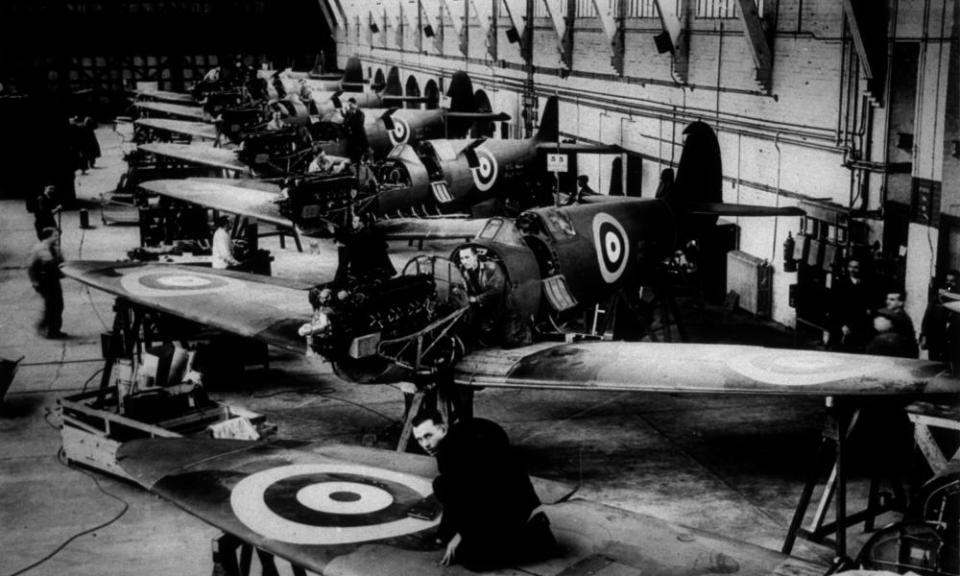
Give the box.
[135,118,219,141]
[138,142,252,174]
[140,179,292,229]
[536,143,623,154]
[133,101,207,121]
[62,261,313,355]
[454,341,958,397]
[372,217,486,241]
[685,202,805,217]
[580,196,806,218]
[133,89,196,104]
[444,112,511,122]
[117,437,826,576]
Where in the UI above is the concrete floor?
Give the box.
[0,128,911,576]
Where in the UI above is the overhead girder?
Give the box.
[590,0,626,75]
[841,0,887,105]
[419,0,444,53]
[542,0,577,69]
[317,0,341,35]
[653,0,689,84]
[736,0,776,94]
[470,0,498,60]
[501,0,529,52]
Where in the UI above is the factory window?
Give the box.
[695,0,764,18]
[626,0,661,18]
[575,0,596,18]
[571,0,665,19]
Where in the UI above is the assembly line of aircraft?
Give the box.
[69,59,959,576]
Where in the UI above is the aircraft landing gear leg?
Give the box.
[396,384,431,453]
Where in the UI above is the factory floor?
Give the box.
[0,128,915,576]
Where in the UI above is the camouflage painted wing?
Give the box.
[135,118,219,141]
[140,179,292,229]
[138,142,251,174]
[133,101,207,121]
[371,217,486,241]
[118,437,826,576]
[62,261,314,354]
[133,89,197,104]
[453,341,958,397]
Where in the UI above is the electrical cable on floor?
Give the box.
[83,286,110,332]
[6,425,129,576]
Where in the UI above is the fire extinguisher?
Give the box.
[783,231,797,272]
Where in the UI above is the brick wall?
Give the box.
[335,0,956,328]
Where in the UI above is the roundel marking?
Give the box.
[230,464,438,545]
[387,117,410,145]
[725,350,896,387]
[470,146,498,192]
[119,268,235,298]
[592,213,629,284]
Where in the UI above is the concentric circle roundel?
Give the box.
[592,213,629,284]
[725,349,896,386]
[470,146,498,192]
[119,268,236,298]
[230,464,438,545]
[388,117,410,145]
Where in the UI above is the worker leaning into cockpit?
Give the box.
[454,246,532,348]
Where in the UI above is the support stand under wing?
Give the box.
[783,397,906,559]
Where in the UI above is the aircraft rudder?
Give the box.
[535,96,558,142]
[447,71,475,112]
[384,67,403,97]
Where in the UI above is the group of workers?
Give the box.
[824,257,959,363]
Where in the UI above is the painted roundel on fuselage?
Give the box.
[119,268,236,298]
[470,146,498,192]
[592,213,629,284]
[230,463,438,545]
[388,117,410,145]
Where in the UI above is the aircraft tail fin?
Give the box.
[383,68,403,97]
[666,121,803,243]
[444,71,476,138]
[662,121,723,242]
[447,71,475,112]
[340,57,365,92]
[535,96,559,142]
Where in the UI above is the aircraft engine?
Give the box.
[236,128,308,167]
[217,106,269,144]
[308,275,445,384]
[278,174,370,235]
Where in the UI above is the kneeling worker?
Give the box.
[413,410,555,570]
